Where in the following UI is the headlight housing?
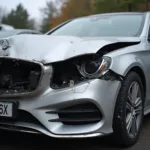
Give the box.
[50,55,111,89]
[77,56,111,78]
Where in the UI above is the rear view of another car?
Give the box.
[0,24,15,31]
[0,29,41,39]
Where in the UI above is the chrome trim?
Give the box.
[79,57,111,78]
[0,125,40,134]
[0,57,47,97]
[0,122,104,138]
[52,133,103,138]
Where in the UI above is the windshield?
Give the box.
[0,31,18,38]
[49,14,145,37]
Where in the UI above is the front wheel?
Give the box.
[113,72,144,147]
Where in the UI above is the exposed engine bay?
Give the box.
[50,41,137,89]
[0,58,41,95]
[50,57,85,89]
[50,54,106,89]
[0,36,140,90]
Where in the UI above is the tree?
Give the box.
[1,4,35,29]
[40,1,59,33]
[94,0,148,13]
[0,7,6,22]
[119,0,147,11]
[28,18,36,30]
[49,0,150,29]
[50,0,93,29]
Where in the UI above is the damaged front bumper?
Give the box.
[0,63,121,138]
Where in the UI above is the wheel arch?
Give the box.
[110,58,146,99]
[128,66,146,99]
[112,65,146,128]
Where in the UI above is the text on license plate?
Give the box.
[0,102,13,117]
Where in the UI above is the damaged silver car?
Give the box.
[0,12,149,147]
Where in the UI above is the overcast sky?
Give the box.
[0,0,54,19]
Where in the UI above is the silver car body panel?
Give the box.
[0,78,121,136]
[1,35,140,63]
[0,12,150,137]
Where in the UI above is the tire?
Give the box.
[113,72,144,147]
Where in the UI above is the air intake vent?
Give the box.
[47,103,102,125]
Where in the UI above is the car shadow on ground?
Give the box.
[1,114,150,150]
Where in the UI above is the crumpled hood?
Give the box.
[0,35,141,64]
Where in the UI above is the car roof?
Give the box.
[61,12,148,23]
[0,29,42,38]
[13,29,41,34]
[0,29,41,34]
[65,12,144,20]
[85,12,147,18]
[0,24,15,30]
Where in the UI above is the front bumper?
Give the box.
[0,65,121,138]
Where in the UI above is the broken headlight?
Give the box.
[77,56,111,78]
[50,56,111,89]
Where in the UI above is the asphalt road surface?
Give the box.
[1,115,150,150]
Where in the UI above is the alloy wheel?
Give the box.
[126,81,143,138]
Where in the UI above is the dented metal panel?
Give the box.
[0,35,141,64]
[0,12,150,140]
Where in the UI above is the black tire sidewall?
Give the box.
[113,72,144,147]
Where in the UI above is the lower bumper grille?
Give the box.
[47,103,102,125]
[0,124,41,134]
[0,110,45,134]
[0,110,42,126]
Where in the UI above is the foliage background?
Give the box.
[0,0,150,32]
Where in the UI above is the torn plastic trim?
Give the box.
[97,41,140,56]
[44,41,141,65]
[100,70,124,81]
[50,53,125,89]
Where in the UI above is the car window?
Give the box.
[49,14,145,37]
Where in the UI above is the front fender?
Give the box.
[108,54,146,77]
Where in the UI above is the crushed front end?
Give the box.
[0,58,42,96]
[0,55,121,138]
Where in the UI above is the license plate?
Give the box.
[0,102,13,117]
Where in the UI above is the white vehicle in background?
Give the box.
[0,29,41,39]
[0,24,15,31]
